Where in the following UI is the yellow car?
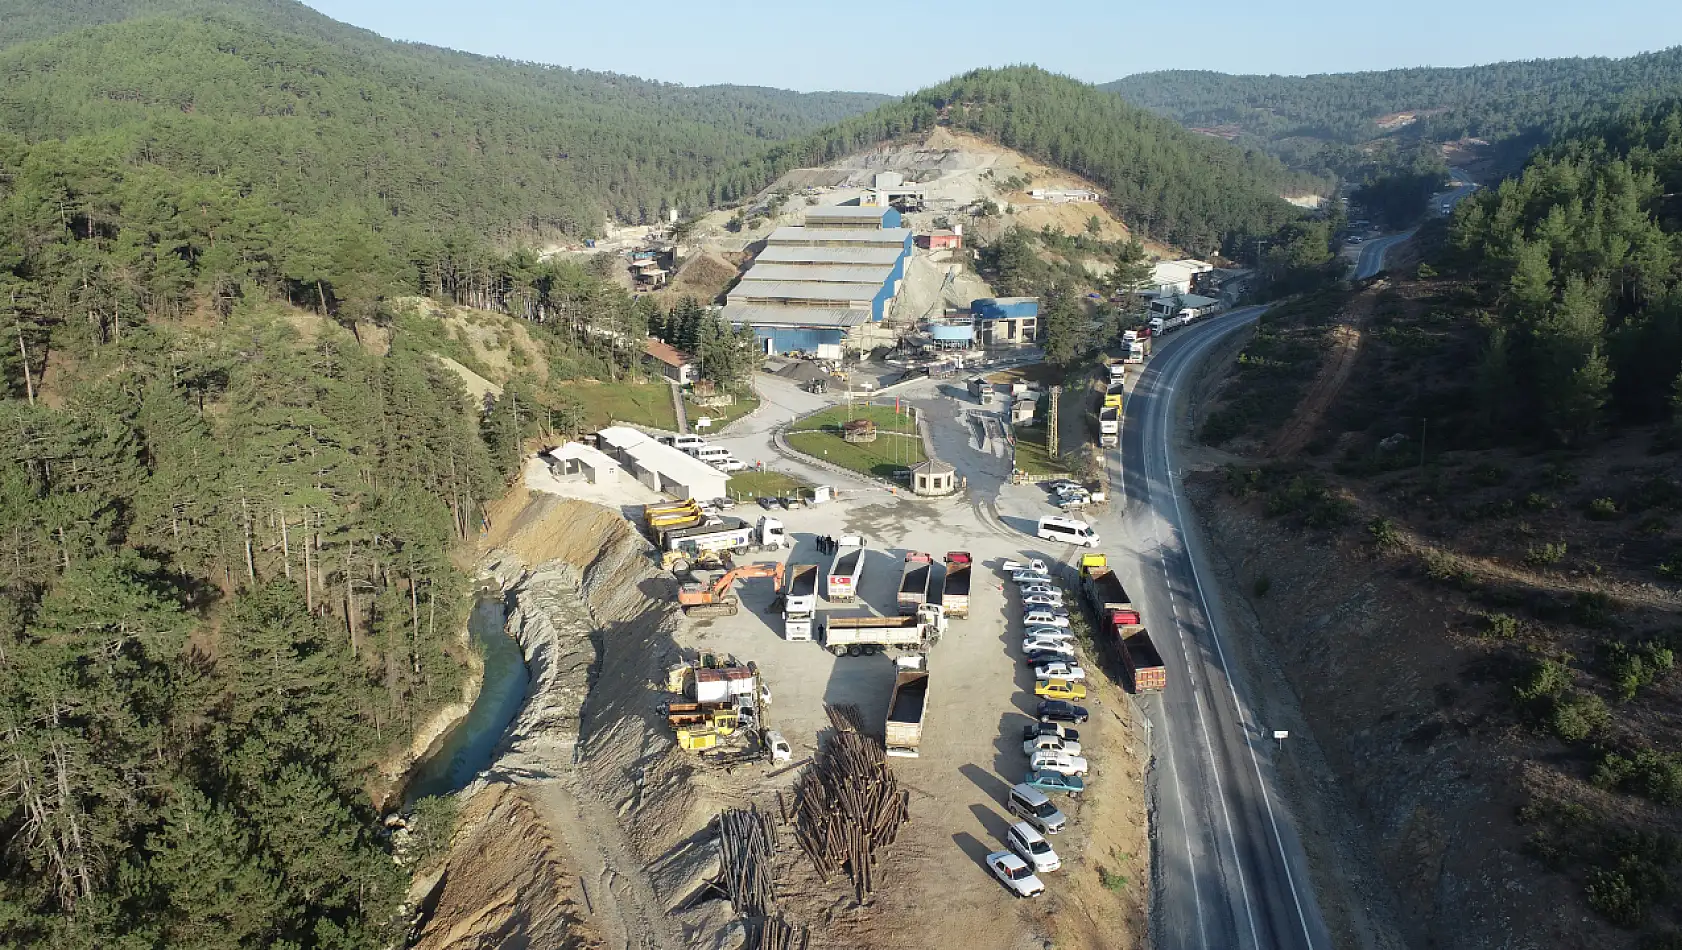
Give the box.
[1034,678,1087,701]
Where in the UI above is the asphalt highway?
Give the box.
[1096,308,1332,950]
[1352,167,1478,279]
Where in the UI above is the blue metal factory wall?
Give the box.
[751,326,845,355]
[872,238,913,321]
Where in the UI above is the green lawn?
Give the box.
[786,403,925,479]
[687,393,760,432]
[986,362,1063,387]
[726,470,809,499]
[1012,424,1065,476]
[786,430,925,480]
[788,403,917,434]
[572,381,678,431]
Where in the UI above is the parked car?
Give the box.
[1029,749,1089,776]
[759,496,785,510]
[1035,678,1087,701]
[781,494,809,510]
[1036,700,1089,724]
[1023,648,1077,667]
[1012,571,1054,587]
[1018,585,1061,597]
[709,496,737,511]
[1021,593,1064,609]
[1023,625,1072,640]
[1033,661,1087,682]
[1024,770,1086,795]
[1023,734,1082,757]
[1023,722,1081,743]
[1002,558,1048,575]
[1043,481,1081,495]
[1006,821,1062,874]
[1023,634,1076,653]
[711,457,746,473]
[986,850,1045,898]
[1022,610,1070,629]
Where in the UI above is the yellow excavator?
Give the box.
[677,562,785,618]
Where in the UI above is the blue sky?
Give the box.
[304,0,1682,94]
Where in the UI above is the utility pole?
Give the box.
[1048,385,1062,458]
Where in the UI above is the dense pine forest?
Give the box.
[1106,48,1682,175]
[0,0,889,237]
[1443,101,1682,440]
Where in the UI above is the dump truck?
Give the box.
[826,540,866,601]
[1103,381,1126,409]
[820,603,946,655]
[885,659,930,758]
[784,563,818,640]
[897,552,934,615]
[940,552,972,618]
[1124,336,1151,364]
[1081,554,1141,631]
[1098,405,1120,448]
[645,498,701,523]
[677,562,784,618]
[1106,358,1127,383]
[660,517,785,573]
[1121,628,1167,692]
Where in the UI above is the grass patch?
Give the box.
[572,381,678,430]
[688,393,760,431]
[789,403,917,434]
[1012,424,1066,476]
[785,430,924,479]
[725,470,808,500]
[985,361,1063,386]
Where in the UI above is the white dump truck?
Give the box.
[885,657,930,758]
[818,603,946,655]
[826,539,866,602]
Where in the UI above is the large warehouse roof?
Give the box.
[719,305,870,328]
[755,246,906,266]
[767,226,912,246]
[731,281,879,303]
[803,206,896,223]
[740,263,893,285]
[595,426,728,496]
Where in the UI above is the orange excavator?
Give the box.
[677,562,785,618]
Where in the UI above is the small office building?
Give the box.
[971,297,1040,346]
[595,426,729,501]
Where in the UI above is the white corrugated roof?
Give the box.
[720,305,869,328]
[803,206,892,221]
[767,226,911,246]
[731,281,879,303]
[548,442,620,469]
[741,263,893,285]
[756,246,905,266]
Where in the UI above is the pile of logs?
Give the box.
[757,916,811,950]
[792,703,913,903]
[716,805,778,918]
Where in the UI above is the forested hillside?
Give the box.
[0,0,888,237]
[1105,48,1682,174]
[1445,100,1682,438]
[715,67,1317,253]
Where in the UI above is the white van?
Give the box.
[1037,516,1100,548]
[670,435,708,452]
[690,445,734,466]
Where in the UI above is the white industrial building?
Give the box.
[1148,259,1215,296]
[594,427,729,501]
[542,442,622,485]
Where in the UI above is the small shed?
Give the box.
[910,459,957,497]
[543,442,622,485]
[842,418,878,443]
[928,230,963,251]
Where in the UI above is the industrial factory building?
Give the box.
[720,206,914,357]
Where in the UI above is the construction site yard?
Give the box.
[669,492,1150,949]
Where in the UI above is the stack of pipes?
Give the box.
[792,703,912,903]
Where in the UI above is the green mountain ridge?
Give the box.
[1104,48,1682,173]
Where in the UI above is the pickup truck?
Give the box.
[822,604,946,656]
[940,552,971,618]
[784,564,818,640]
[827,542,866,601]
[897,552,934,615]
[884,662,929,758]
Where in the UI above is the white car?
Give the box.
[1023,624,1072,639]
[1023,634,1076,653]
[1006,821,1062,874]
[1021,593,1064,608]
[1030,750,1089,776]
[1044,480,1082,494]
[1034,661,1087,682]
[1012,571,1053,586]
[1018,585,1060,597]
[1022,610,1070,629]
[1003,558,1048,575]
[710,458,746,473]
[986,850,1045,898]
[1023,734,1083,757]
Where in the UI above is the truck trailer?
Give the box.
[898,552,934,615]
[783,564,818,640]
[1121,628,1167,692]
[1098,406,1120,448]
[1081,555,1141,631]
[820,603,946,655]
[940,552,971,618]
[885,664,930,758]
[827,542,866,601]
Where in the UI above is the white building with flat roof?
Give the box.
[595,427,729,501]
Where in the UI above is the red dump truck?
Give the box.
[898,552,934,615]
[1080,554,1140,634]
[1121,628,1167,692]
[940,552,971,618]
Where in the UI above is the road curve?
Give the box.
[1352,167,1478,279]
[1097,309,1332,950]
